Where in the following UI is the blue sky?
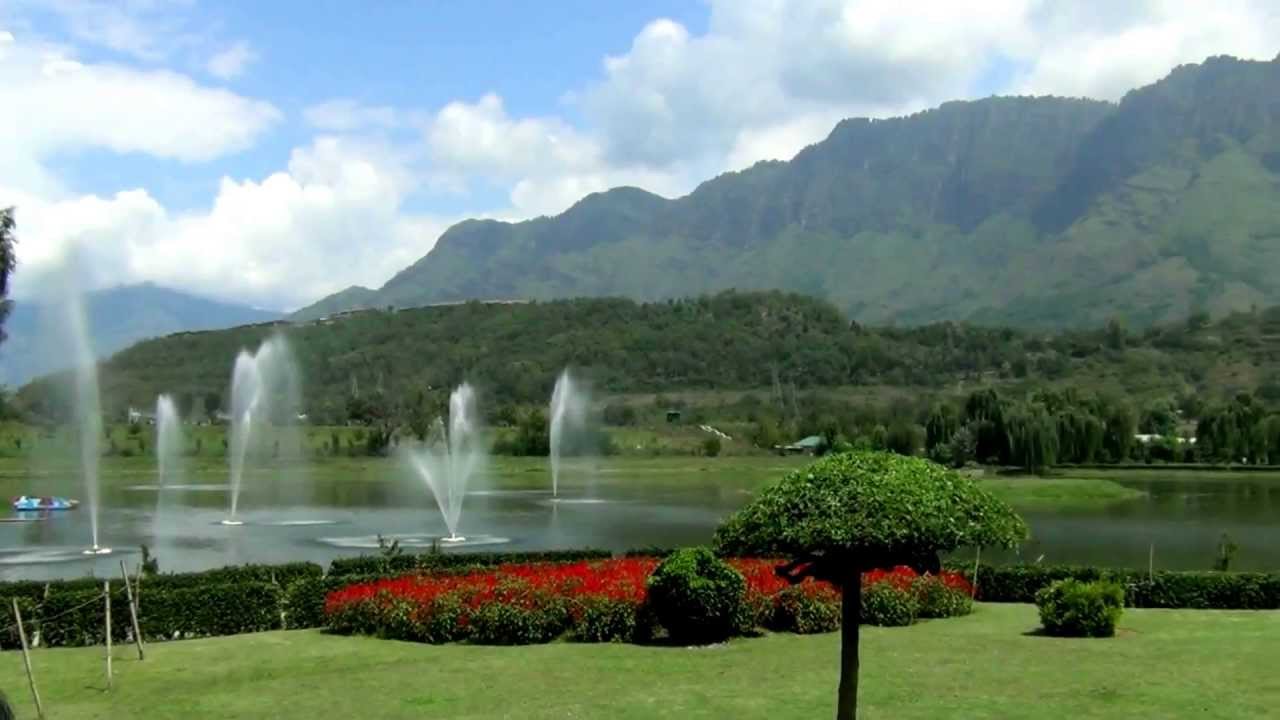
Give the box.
[3,1,1278,310]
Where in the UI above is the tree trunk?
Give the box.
[836,572,863,720]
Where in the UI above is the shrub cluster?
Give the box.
[956,564,1280,609]
[861,566,974,627]
[1035,579,1125,637]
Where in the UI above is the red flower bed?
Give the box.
[323,556,974,645]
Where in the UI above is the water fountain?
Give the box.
[56,270,110,556]
[155,394,183,490]
[404,383,484,542]
[549,368,587,498]
[224,335,298,525]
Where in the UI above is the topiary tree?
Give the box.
[715,451,1026,720]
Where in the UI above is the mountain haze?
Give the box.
[0,283,280,387]
[295,55,1280,328]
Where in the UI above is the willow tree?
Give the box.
[715,452,1026,720]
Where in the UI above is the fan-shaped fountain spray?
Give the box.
[405,384,484,542]
[224,336,298,525]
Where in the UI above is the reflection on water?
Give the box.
[2,466,1278,579]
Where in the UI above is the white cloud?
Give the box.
[9,137,455,310]
[34,0,195,61]
[206,41,256,80]
[0,34,279,196]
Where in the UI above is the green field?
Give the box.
[1,604,1275,719]
[0,440,1158,512]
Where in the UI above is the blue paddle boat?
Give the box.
[11,495,79,511]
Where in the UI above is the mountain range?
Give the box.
[294,54,1280,328]
[0,283,279,387]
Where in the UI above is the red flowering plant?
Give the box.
[324,558,658,645]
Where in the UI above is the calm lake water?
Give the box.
[1,459,1277,579]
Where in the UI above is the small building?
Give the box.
[665,410,682,423]
[780,435,825,455]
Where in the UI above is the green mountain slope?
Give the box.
[297,55,1280,328]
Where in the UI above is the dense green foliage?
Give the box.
[956,563,1280,609]
[646,548,748,644]
[715,452,1027,560]
[1035,579,1125,638]
[300,56,1280,332]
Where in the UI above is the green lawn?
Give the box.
[2,604,1276,719]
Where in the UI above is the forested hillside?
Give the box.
[17,291,1280,429]
[295,55,1280,329]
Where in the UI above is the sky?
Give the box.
[2,0,1279,312]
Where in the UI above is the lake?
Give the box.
[1,457,1277,579]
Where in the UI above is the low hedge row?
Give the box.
[0,561,321,605]
[954,564,1280,609]
[326,549,613,578]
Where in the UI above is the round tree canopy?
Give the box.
[715,452,1027,563]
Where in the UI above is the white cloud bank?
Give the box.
[6,0,1280,311]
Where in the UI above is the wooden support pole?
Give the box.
[120,561,144,660]
[12,598,45,718]
[1148,543,1155,581]
[134,565,142,615]
[971,547,982,599]
[104,581,112,689]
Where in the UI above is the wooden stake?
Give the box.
[972,547,982,599]
[120,561,144,660]
[12,598,45,718]
[1148,543,1155,582]
[134,565,143,614]
[104,581,112,689]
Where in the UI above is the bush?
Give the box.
[862,582,917,627]
[469,592,570,646]
[1035,579,1124,638]
[647,547,747,644]
[701,436,722,457]
[913,574,974,619]
[574,597,640,643]
[326,549,612,578]
[773,584,841,634]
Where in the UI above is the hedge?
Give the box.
[326,549,613,578]
[952,564,1280,609]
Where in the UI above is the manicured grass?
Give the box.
[1,604,1276,719]
[977,475,1147,509]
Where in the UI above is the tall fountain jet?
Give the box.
[405,383,483,542]
[224,336,298,525]
[59,273,110,555]
[549,369,587,498]
[155,394,183,489]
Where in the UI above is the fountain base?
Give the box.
[220,519,245,526]
[82,546,113,556]
[440,534,467,544]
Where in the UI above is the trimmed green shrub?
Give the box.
[862,582,917,627]
[468,594,570,646]
[647,547,747,644]
[326,549,612,578]
[573,598,640,643]
[1036,579,1124,638]
[913,575,974,619]
[773,585,841,634]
